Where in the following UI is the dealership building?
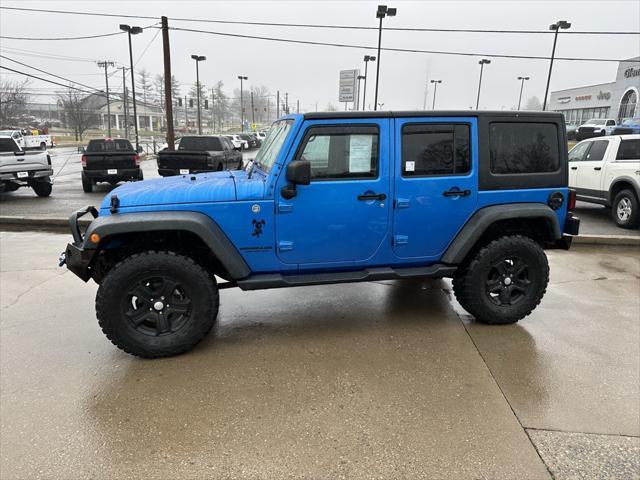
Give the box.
[548,56,639,124]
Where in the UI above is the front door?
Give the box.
[275,119,390,267]
[575,138,610,197]
[392,118,478,259]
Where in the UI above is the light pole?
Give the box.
[543,20,571,110]
[430,79,442,109]
[238,75,248,131]
[119,24,143,151]
[374,5,396,111]
[362,55,376,111]
[356,75,365,110]
[476,58,491,110]
[191,55,206,134]
[517,76,530,110]
[97,61,115,137]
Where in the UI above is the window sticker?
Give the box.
[405,161,415,172]
[349,134,373,173]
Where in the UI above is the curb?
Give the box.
[1,216,640,246]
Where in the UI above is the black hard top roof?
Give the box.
[302,110,563,120]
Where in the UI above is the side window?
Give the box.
[490,122,560,174]
[296,126,378,180]
[616,139,640,160]
[606,120,616,126]
[401,124,470,176]
[585,140,608,161]
[568,141,591,162]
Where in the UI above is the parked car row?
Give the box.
[567,117,640,141]
[158,135,243,176]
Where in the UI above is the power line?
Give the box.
[134,28,161,66]
[0,65,108,97]
[0,46,105,63]
[0,6,638,35]
[168,26,640,63]
[0,32,125,41]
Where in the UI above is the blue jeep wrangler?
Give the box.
[61,111,579,357]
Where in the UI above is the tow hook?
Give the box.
[58,251,66,267]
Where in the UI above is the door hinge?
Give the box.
[396,198,410,209]
[278,241,294,252]
[394,235,409,246]
[277,202,293,213]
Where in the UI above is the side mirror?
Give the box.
[286,160,311,185]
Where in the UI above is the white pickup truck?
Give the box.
[569,134,640,228]
[0,136,53,196]
[0,129,53,150]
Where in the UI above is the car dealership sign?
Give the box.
[339,69,360,103]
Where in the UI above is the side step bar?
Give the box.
[236,264,457,291]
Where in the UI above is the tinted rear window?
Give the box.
[616,139,640,160]
[0,138,18,152]
[178,137,223,151]
[86,139,134,152]
[401,124,470,176]
[489,123,560,174]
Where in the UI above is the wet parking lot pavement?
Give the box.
[0,231,638,479]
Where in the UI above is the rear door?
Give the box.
[392,117,477,259]
[576,138,610,198]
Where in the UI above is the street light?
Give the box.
[119,24,143,151]
[543,20,571,110]
[517,76,530,110]
[238,75,248,132]
[362,55,376,111]
[430,79,442,109]
[356,75,365,110]
[374,5,396,111]
[475,58,491,110]
[191,55,206,134]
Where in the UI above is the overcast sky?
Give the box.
[1,0,638,112]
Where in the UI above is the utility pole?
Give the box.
[297,99,300,113]
[284,92,289,114]
[97,61,114,137]
[211,87,215,132]
[121,67,129,139]
[250,91,255,128]
[276,90,280,118]
[184,96,188,131]
[161,16,175,150]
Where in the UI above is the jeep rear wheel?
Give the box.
[96,251,219,358]
[612,189,639,229]
[452,235,549,325]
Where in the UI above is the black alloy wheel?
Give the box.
[485,257,531,306]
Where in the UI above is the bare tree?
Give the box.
[325,103,338,112]
[0,78,30,126]
[153,74,164,108]
[137,69,152,105]
[524,96,543,111]
[57,88,99,141]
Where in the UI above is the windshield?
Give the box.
[586,119,606,125]
[253,120,293,173]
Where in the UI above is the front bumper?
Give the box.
[0,168,53,182]
[60,206,99,282]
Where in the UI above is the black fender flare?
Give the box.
[608,177,640,205]
[83,211,251,279]
[441,203,561,265]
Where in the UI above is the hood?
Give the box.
[99,170,265,211]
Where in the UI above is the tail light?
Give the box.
[133,154,140,166]
[568,189,577,211]
[81,154,87,167]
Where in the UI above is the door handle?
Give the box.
[570,166,578,170]
[357,193,386,201]
[443,189,471,197]
[594,167,602,171]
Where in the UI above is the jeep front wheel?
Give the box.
[612,189,639,229]
[96,251,219,358]
[452,235,549,325]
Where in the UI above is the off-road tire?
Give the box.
[31,180,52,197]
[81,172,93,193]
[96,251,219,358]
[39,142,47,150]
[612,189,639,229]
[452,235,549,325]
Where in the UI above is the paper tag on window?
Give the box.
[405,161,415,172]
